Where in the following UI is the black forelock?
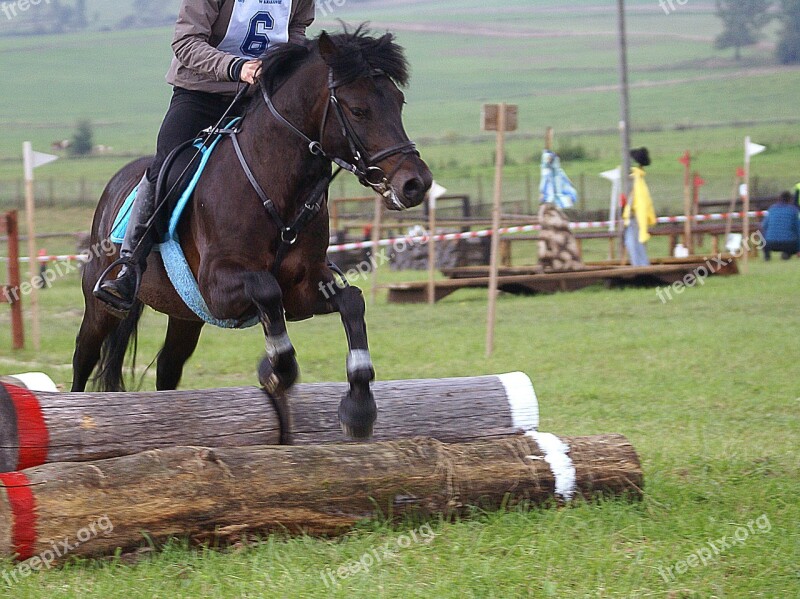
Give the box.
[259,24,410,95]
[321,24,410,88]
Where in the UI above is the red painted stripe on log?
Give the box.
[0,472,37,561]
[6,384,49,469]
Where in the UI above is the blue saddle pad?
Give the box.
[110,119,259,329]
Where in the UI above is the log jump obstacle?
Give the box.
[1,211,24,350]
[0,373,539,472]
[0,434,642,562]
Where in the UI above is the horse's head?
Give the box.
[315,29,432,210]
[314,29,432,210]
[261,27,432,211]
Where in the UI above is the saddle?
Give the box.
[109,119,259,329]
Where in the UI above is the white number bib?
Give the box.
[217,0,293,59]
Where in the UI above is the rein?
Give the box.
[224,67,420,275]
[260,69,420,204]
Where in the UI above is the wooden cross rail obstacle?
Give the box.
[441,255,741,279]
[0,373,539,472]
[0,433,643,561]
[385,258,740,304]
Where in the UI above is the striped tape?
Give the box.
[0,211,768,261]
[325,210,767,253]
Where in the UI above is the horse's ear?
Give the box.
[318,31,337,64]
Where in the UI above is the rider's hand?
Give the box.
[240,60,262,85]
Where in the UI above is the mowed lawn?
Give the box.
[1,1,799,596]
[0,248,798,597]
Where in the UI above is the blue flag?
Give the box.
[539,150,577,210]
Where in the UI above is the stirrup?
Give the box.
[93,257,142,317]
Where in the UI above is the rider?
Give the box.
[97,0,316,315]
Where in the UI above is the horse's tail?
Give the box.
[93,300,145,392]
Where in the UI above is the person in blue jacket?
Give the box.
[761,191,800,261]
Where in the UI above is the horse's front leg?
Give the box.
[203,263,299,393]
[242,271,299,395]
[317,274,376,439]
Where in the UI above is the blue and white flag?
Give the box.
[539,150,577,210]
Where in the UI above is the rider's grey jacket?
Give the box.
[165,0,315,96]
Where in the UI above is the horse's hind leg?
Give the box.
[317,278,376,439]
[72,292,120,392]
[156,317,204,391]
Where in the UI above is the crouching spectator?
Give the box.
[761,191,800,261]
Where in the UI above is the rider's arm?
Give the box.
[289,0,316,45]
[172,0,244,83]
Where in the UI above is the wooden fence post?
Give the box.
[3,211,25,349]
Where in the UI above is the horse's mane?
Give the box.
[259,25,410,95]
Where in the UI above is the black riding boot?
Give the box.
[94,174,157,315]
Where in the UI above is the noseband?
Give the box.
[259,69,420,205]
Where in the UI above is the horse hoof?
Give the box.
[340,420,374,440]
[258,355,298,396]
[338,391,377,440]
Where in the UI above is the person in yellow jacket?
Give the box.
[623,147,656,266]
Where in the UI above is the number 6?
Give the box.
[241,12,274,58]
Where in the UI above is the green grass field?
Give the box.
[1,2,799,597]
[0,252,798,597]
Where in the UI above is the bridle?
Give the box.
[259,68,420,208]
[224,66,421,274]
[97,64,422,295]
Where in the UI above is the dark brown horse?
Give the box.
[72,28,432,439]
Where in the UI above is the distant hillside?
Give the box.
[2,0,798,207]
[0,0,181,36]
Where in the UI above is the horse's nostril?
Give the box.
[403,178,424,201]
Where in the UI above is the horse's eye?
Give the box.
[350,107,369,119]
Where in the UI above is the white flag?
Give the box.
[426,181,448,209]
[746,141,766,158]
[23,142,59,181]
[32,151,59,169]
[600,167,621,182]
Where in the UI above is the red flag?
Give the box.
[678,151,691,167]
[694,175,706,187]
[736,167,745,178]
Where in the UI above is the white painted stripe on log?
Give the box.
[526,431,576,501]
[6,372,58,392]
[498,372,538,431]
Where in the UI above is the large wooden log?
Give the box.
[0,373,538,472]
[0,433,642,562]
